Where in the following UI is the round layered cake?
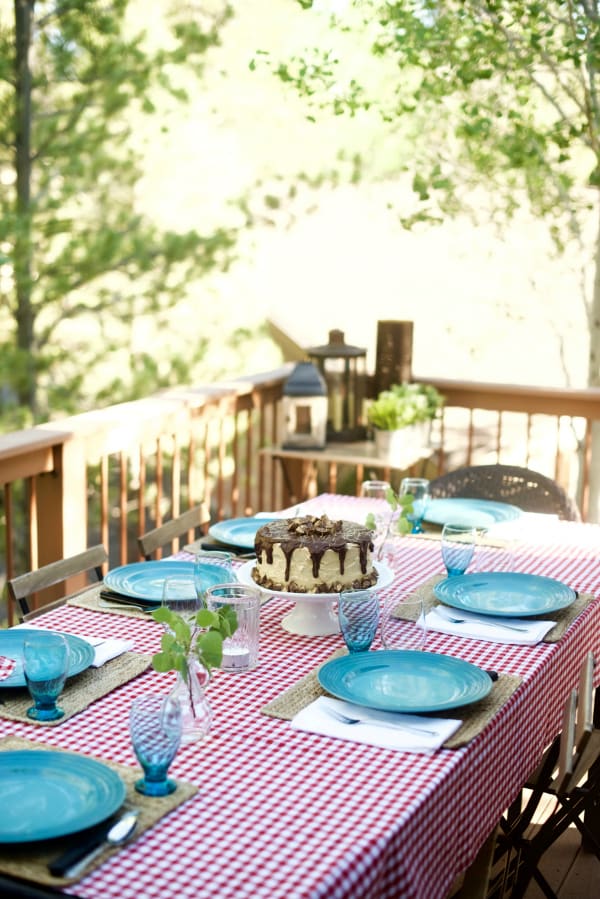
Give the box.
[252,514,377,594]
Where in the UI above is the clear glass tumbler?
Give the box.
[161,576,200,625]
[194,551,235,600]
[398,478,430,534]
[380,592,427,651]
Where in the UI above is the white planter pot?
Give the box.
[374,421,431,468]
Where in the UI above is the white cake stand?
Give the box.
[236,561,394,637]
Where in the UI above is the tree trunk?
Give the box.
[14,0,36,415]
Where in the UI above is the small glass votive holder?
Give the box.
[204,584,261,672]
[338,589,380,653]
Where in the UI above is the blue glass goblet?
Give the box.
[23,631,70,721]
[399,477,430,534]
[441,524,477,576]
[338,589,380,653]
[130,694,182,796]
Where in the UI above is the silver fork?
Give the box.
[435,606,528,633]
[325,706,437,737]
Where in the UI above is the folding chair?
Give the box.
[7,544,108,622]
[489,652,600,898]
[137,503,210,560]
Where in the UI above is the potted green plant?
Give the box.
[151,604,237,744]
[366,382,444,464]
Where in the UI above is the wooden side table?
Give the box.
[261,441,433,506]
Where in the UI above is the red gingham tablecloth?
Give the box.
[2,494,600,899]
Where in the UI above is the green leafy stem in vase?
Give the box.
[151,605,238,679]
[366,487,415,547]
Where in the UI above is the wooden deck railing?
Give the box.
[2,367,600,623]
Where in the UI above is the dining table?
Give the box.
[1,492,600,899]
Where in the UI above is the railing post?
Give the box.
[34,437,89,602]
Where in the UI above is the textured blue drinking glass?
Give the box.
[338,589,380,653]
[23,631,70,721]
[130,694,182,796]
[399,478,430,534]
[441,524,477,576]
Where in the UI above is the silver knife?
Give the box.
[49,809,139,879]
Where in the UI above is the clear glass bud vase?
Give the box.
[170,655,213,745]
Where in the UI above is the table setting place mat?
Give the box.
[260,648,521,750]
[68,583,157,619]
[402,574,593,644]
[414,530,510,548]
[0,651,152,726]
[184,536,257,559]
[0,735,198,888]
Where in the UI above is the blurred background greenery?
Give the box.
[1,0,595,433]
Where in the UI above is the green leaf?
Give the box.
[195,630,223,669]
[196,608,220,629]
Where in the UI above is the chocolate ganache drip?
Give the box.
[254,515,372,581]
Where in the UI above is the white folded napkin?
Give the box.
[83,637,134,667]
[291,696,460,753]
[426,606,555,645]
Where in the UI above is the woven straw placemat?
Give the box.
[398,574,593,643]
[68,584,155,619]
[0,652,152,726]
[415,530,509,547]
[0,735,198,887]
[260,650,521,750]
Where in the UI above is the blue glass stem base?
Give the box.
[26,704,65,721]
[135,776,177,797]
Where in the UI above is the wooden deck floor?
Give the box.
[521,792,600,899]
[451,791,600,899]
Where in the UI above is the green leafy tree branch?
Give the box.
[1,0,237,427]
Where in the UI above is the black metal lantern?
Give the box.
[307,329,367,442]
[281,361,328,450]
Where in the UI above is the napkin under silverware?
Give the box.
[84,636,135,667]
[291,696,461,753]
[425,606,555,645]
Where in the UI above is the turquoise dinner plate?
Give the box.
[0,630,95,689]
[434,572,576,618]
[318,650,492,713]
[208,516,279,551]
[424,498,522,528]
[103,559,228,601]
[0,750,126,842]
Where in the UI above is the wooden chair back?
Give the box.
[556,652,599,795]
[137,503,210,560]
[7,544,108,621]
